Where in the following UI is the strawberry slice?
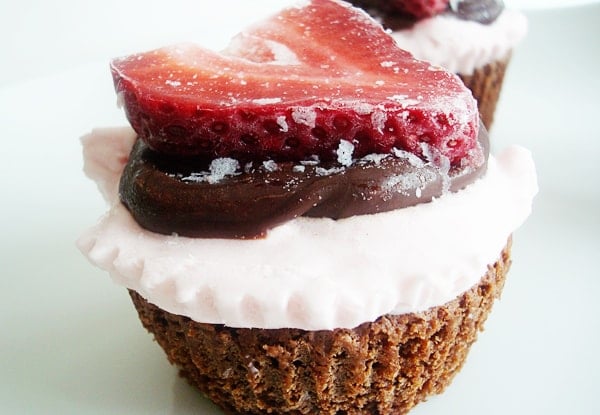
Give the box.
[111,0,479,166]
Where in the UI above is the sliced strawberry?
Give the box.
[111,0,479,166]
[349,0,450,19]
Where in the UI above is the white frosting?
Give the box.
[78,127,537,330]
[390,10,528,75]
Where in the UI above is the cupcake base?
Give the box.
[458,55,511,130]
[129,240,511,415]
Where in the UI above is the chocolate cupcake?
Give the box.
[128,245,509,415]
[78,1,537,414]
[349,0,527,129]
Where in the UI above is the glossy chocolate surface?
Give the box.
[119,127,489,238]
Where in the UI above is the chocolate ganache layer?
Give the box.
[348,0,504,25]
[119,126,489,239]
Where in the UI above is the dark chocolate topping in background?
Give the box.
[349,0,504,25]
[450,0,504,25]
[119,125,489,239]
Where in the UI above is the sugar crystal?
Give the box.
[336,140,354,167]
[392,148,425,168]
[183,158,240,184]
[276,116,289,132]
[253,97,282,105]
[291,107,317,128]
[361,153,388,165]
[316,166,345,176]
[263,160,278,172]
[300,157,319,166]
[371,110,386,133]
[208,158,240,184]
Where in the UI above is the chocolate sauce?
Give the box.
[450,0,504,25]
[119,126,489,239]
[349,0,505,26]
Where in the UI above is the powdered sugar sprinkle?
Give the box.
[183,158,240,184]
[291,107,317,128]
[336,140,355,167]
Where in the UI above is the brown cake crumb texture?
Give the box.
[129,240,511,415]
[458,56,511,130]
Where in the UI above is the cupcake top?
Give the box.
[350,0,527,74]
[390,9,527,74]
[79,127,536,330]
[78,0,537,330]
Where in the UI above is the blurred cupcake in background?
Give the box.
[349,0,527,129]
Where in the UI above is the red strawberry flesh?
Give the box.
[111,0,479,166]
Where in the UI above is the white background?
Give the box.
[1,1,599,414]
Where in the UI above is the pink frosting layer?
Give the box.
[78,127,537,330]
[390,9,528,75]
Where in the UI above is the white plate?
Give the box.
[1,2,599,414]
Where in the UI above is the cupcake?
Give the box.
[78,1,537,414]
[348,0,527,129]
